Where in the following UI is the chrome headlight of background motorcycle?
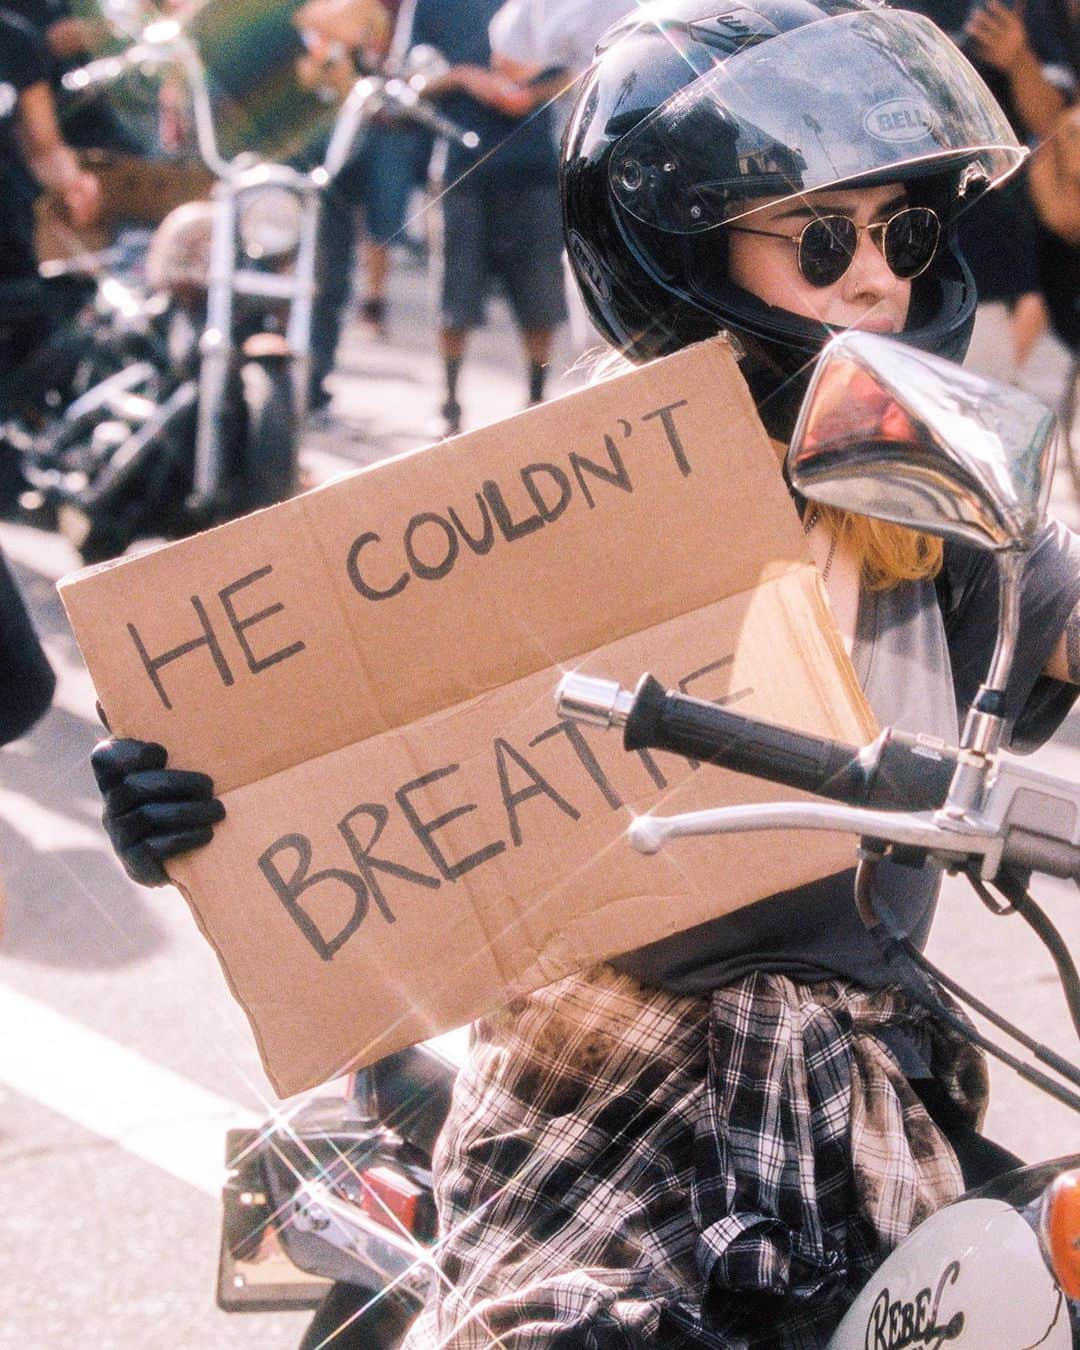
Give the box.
[238,187,303,262]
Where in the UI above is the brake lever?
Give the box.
[627,799,991,866]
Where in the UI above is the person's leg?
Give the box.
[1011,291,1049,374]
[439,326,468,435]
[522,327,555,405]
[309,156,365,407]
[358,128,428,338]
[298,1282,415,1349]
[909,1076,1024,1190]
[491,183,568,409]
[433,189,486,435]
[359,240,391,334]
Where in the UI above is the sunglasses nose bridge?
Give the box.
[863,219,890,259]
[840,221,903,295]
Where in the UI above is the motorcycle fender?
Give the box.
[828,1197,1071,1349]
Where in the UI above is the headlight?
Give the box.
[238,188,303,262]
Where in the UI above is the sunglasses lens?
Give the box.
[798,217,856,288]
[883,207,940,278]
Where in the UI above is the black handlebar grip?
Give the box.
[623,676,960,811]
[623,675,870,801]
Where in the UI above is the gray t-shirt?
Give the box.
[612,520,1080,998]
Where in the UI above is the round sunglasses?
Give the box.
[725,206,941,289]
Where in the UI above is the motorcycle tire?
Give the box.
[298,1281,416,1350]
[239,359,298,512]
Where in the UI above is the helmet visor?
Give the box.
[609,9,1025,234]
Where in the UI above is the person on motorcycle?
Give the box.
[90,1,1080,1344]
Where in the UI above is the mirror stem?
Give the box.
[345,1067,381,1129]
[940,550,1023,820]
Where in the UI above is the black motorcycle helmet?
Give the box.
[560,0,1026,437]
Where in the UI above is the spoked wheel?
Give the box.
[1058,349,1080,502]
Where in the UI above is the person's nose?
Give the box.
[839,227,897,304]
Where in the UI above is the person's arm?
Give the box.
[15,81,100,228]
[1044,597,1080,682]
[964,0,1068,139]
[940,523,1080,751]
[44,15,107,60]
[425,62,565,117]
[1027,106,1080,244]
[292,0,392,58]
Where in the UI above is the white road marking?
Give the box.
[0,785,103,852]
[0,984,255,1196]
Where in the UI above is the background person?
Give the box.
[1029,102,1080,250]
[0,545,54,747]
[486,0,638,357]
[2,0,146,151]
[396,0,568,437]
[0,7,100,399]
[980,0,1080,353]
[900,0,1073,383]
[294,0,434,411]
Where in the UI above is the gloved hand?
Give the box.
[91,737,226,887]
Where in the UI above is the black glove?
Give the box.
[91,737,225,887]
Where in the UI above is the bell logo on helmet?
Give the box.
[568,230,612,303]
[863,98,936,143]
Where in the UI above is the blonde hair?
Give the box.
[820,504,943,591]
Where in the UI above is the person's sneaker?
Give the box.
[307,379,333,414]
[440,398,462,438]
[359,297,389,339]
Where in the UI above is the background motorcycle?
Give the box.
[20,26,475,565]
[0,228,164,510]
[217,333,1080,1347]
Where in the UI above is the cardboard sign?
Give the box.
[60,337,877,1096]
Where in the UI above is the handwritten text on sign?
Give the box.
[124,399,695,711]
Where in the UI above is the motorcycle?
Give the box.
[0,229,164,509]
[18,25,476,565]
[216,332,1080,1346]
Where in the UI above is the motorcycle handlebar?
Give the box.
[62,50,144,92]
[556,673,1080,880]
[381,80,479,149]
[557,673,958,811]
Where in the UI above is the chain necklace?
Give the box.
[804,507,838,583]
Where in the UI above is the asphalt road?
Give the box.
[1,263,1079,1349]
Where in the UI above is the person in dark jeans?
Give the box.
[0,545,54,746]
[307,115,433,408]
[294,0,434,411]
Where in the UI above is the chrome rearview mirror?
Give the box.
[787,330,1057,554]
[787,330,1061,819]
